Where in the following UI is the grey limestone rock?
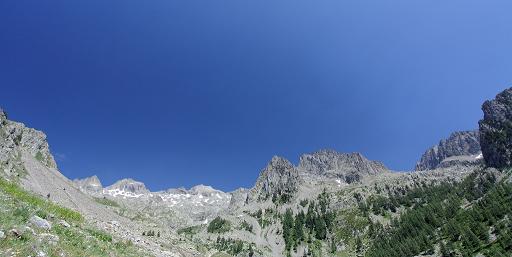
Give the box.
[228,188,249,210]
[104,178,149,195]
[251,156,302,201]
[415,130,481,171]
[299,150,388,182]
[58,220,70,228]
[479,87,512,169]
[74,175,103,194]
[30,216,52,230]
[38,233,60,246]
[0,108,57,179]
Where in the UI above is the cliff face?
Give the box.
[251,156,302,201]
[415,130,482,171]
[0,109,56,180]
[298,150,388,183]
[479,87,512,169]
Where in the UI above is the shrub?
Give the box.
[208,217,231,233]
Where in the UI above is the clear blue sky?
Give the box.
[1,1,511,191]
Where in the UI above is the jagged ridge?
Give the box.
[415,130,482,171]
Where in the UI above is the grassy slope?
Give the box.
[0,178,148,257]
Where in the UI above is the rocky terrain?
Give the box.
[74,176,231,229]
[299,150,389,182]
[0,109,201,257]
[479,87,512,169]
[250,156,302,202]
[415,130,482,171]
[2,87,512,257]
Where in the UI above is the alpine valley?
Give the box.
[2,87,512,257]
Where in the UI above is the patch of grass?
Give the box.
[207,217,231,234]
[0,178,149,257]
[13,205,31,222]
[86,227,113,242]
[239,220,253,233]
[0,178,82,222]
[35,151,44,162]
[178,225,203,235]
[94,196,120,208]
[35,209,49,219]
[334,208,371,252]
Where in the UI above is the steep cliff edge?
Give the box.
[479,87,512,169]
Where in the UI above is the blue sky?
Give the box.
[1,1,511,191]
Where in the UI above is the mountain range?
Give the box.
[1,87,512,257]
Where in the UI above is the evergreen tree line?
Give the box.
[366,170,512,257]
[215,236,255,256]
[281,190,336,254]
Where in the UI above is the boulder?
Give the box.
[29,215,52,230]
[39,233,60,246]
[58,220,70,228]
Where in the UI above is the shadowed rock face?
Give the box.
[479,87,512,169]
[299,150,388,182]
[415,131,482,171]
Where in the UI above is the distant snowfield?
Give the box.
[104,188,144,198]
[103,187,231,208]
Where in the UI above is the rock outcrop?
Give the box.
[189,184,223,197]
[479,87,512,169]
[415,130,482,171]
[104,178,150,197]
[29,216,52,230]
[251,156,302,201]
[74,175,103,194]
[299,150,388,183]
[0,107,56,180]
[228,188,249,210]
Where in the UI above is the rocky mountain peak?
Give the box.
[298,150,388,183]
[482,88,512,122]
[73,175,103,194]
[251,156,301,201]
[479,87,512,169]
[415,130,482,171]
[105,178,149,195]
[189,184,222,196]
[269,155,293,168]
